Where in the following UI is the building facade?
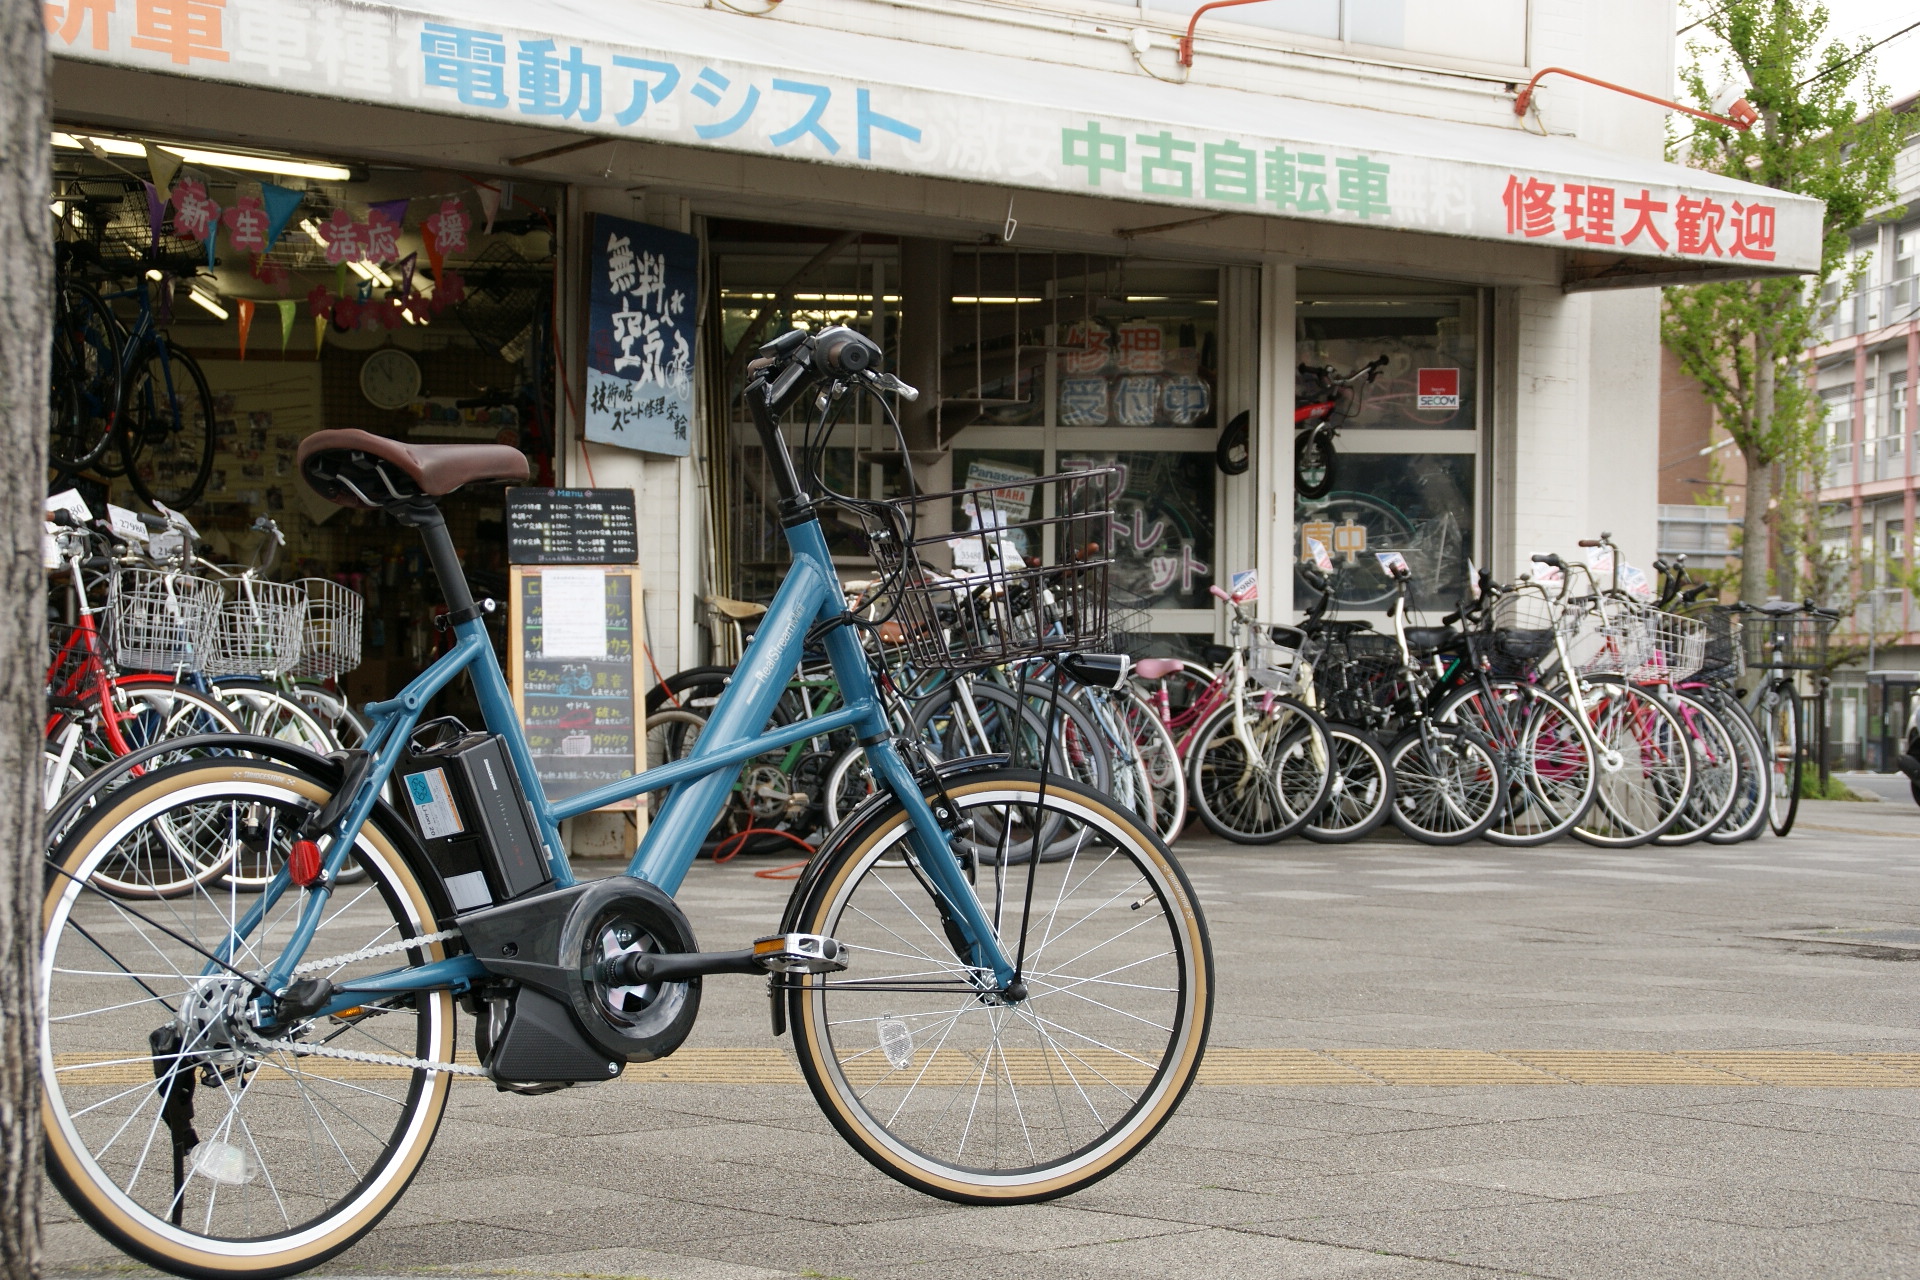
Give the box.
[47,0,1820,706]
[1808,96,1920,770]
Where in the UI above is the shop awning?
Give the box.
[48,0,1824,283]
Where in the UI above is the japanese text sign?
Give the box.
[585,214,695,457]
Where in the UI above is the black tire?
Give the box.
[1302,725,1393,843]
[1386,724,1506,845]
[1762,684,1803,837]
[1652,689,1742,847]
[1185,696,1332,843]
[120,340,217,510]
[787,769,1212,1203]
[49,278,124,472]
[1295,430,1336,500]
[1703,693,1770,844]
[42,758,455,1278]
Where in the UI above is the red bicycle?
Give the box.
[1295,353,1387,500]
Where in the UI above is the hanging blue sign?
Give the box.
[585,214,697,456]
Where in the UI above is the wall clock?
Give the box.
[360,348,422,410]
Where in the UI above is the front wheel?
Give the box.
[1761,684,1803,836]
[1387,724,1506,845]
[42,759,456,1279]
[1295,430,1336,500]
[1186,696,1332,843]
[788,770,1212,1203]
[1302,725,1394,843]
[120,341,217,511]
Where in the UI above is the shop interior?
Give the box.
[48,132,561,714]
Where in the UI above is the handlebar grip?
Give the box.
[1681,582,1711,603]
[1209,585,1231,602]
[50,509,81,528]
[1299,564,1328,591]
[1576,539,1602,548]
[138,513,168,531]
[1531,553,1566,569]
[1441,610,1461,626]
[1652,558,1671,574]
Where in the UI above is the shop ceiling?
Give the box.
[49,0,1822,291]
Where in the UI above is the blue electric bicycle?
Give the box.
[41,325,1214,1278]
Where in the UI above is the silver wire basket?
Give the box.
[1559,596,1653,677]
[1624,606,1707,684]
[861,468,1117,669]
[1248,623,1308,693]
[107,566,220,673]
[292,578,365,679]
[206,574,307,677]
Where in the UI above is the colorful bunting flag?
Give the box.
[141,181,164,253]
[235,299,254,360]
[278,299,296,354]
[143,144,181,197]
[260,183,304,251]
[475,182,501,236]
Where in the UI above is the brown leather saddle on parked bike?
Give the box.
[298,428,529,508]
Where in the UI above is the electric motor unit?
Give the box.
[399,726,552,913]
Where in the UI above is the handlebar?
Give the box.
[1531,552,1566,570]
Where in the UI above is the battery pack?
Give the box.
[400,730,551,913]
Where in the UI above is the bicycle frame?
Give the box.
[232,392,1023,1018]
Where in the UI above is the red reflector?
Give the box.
[289,839,322,887]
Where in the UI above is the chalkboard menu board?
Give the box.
[508,566,644,811]
[505,488,639,565]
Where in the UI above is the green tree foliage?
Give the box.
[1661,0,1904,605]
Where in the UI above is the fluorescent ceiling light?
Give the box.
[145,269,165,282]
[188,288,228,321]
[160,145,350,181]
[300,218,327,248]
[51,132,351,180]
[49,201,65,217]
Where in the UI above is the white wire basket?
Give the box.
[292,578,365,680]
[1558,596,1653,677]
[206,575,307,678]
[1625,608,1706,684]
[1248,623,1308,693]
[107,567,220,672]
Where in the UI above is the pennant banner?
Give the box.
[141,181,163,254]
[314,313,327,357]
[143,144,181,198]
[475,182,500,236]
[260,183,304,251]
[235,298,255,360]
[278,299,296,354]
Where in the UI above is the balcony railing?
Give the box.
[1824,277,1920,343]
[1822,441,1854,489]
[1656,504,1735,557]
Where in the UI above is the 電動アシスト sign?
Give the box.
[586,214,696,456]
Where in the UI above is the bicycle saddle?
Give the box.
[1132,657,1185,681]
[706,595,769,621]
[1402,626,1457,654]
[1756,598,1802,615]
[298,428,529,508]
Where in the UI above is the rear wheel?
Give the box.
[42,759,455,1278]
[49,279,123,473]
[788,771,1211,1203]
[1652,690,1741,847]
[120,341,217,511]
[1571,681,1694,849]
[1703,695,1769,844]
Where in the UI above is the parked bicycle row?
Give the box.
[643,534,1835,857]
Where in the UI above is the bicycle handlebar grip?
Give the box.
[1299,564,1327,591]
[812,325,880,377]
[1209,584,1231,602]
[1441,609,1461,626]
[137,512,167,531]
[50,509,80,528]
[1531,552,1566,569]
[1576,539,1602,548]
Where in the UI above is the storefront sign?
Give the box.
[584,214,695,456]
[47,0,1822,272]
[505,487,639,564]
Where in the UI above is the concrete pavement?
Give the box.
[46,798,1920,1279]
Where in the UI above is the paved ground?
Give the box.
[47,799,1920,1280]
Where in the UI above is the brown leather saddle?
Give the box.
[297,428,529,508]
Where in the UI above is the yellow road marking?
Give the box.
[51,1049,1920,1087]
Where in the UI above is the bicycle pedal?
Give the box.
[752,933,849,974]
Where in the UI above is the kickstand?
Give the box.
[150,1025,198,1225]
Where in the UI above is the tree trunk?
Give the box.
[1740,351,1778,604]
[0,0,50,1273]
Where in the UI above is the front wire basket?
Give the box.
[292,578,365,679]
[1624,606,1707,684]
[1248,623,1308,693]
[206,574,306,678]
[107,566,220,673]
[1737,610,1835,672]
[861,468,1117,669]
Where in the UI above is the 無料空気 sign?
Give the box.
[585,215,696,456]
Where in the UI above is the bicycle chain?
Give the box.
[239,926,491,1077]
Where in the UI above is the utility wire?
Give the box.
[1795,18,1920,91]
